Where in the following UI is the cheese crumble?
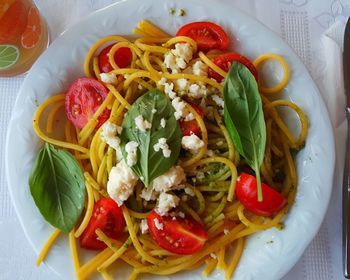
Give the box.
[100,73,118,84]
[107,160,138,206]
[151,166,186,192]
[156,193,180,216]
[135,115,152,132]
[181,134,205,153]
[125,141,139,166]
[100,121,122,150]
[153,138,171,158]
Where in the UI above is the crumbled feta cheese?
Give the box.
[212,94,224,108]
[100,121,121,150]
[184,187,195,197]
[176,57,187,69]
[141,187,157,201]
[116,147,123,162]
[158,77,167,86]
[189,84,199,95]
[154,218,164,230]
[181,134,205,153]
[140,219,149,234]
[164,82,177,99]
[178,211,185,218]
[163,52,178,73]
[164,43,193,73]
[171,97,188,120]
[151,166,186,192]
[152,108,157,114]
[156,193,180,216]
[192,61,208,76]
[160,118,166,128]
[184,113,194,121]
[107,160,138,206]
[153,138,171,158]
[176,78,188,91]
[224,229,229,235]
[187,82,208,99]
[100,73,117,84]
[135,115,152,132]
[171,43,193,63]
[138,84,143,90]
[188,83,208,99]
[125,141,139,166]
[210,253,217,259]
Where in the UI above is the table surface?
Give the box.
[0,0,347,279]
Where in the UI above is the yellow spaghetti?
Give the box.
[32,20,308,280]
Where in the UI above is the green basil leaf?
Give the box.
[223,62,266,200]
[120,89,182,186]
[29,143,85,233]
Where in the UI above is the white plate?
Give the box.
[5,0,335,279]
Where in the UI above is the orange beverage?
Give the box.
[0,0,49,76]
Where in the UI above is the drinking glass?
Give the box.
[0,0,49,76]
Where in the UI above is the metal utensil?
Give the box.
[343,16,350,279]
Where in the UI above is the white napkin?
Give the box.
[316,19,348,279]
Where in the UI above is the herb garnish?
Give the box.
[29,143,85,232]
[120,89,182,186]
[223,62,266,201]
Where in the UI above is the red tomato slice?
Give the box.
[176,21,229,52]
[65,77,111,129]
[80,197,125,250]
[235,173,287,216]
[208,53,258,82]
[147,210,208,255]
[98,44,132,73]
[179,102,204,136]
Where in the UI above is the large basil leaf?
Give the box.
[120,89,182,186]
[224,62,266,201]
[29,143,85,233]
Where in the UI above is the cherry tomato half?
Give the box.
[176,21,229,52]
[208,53,258,82]
[147,210,208,255]
[65,77,111,129]
[80,197,125,250]
[235,173,287,217]
[98,44,132,73]
[179,102,204,136]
